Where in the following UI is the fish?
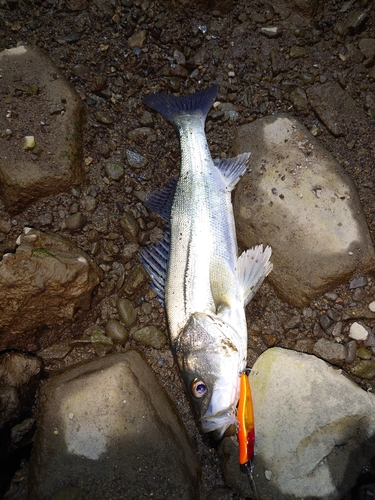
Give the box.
[140,85,272,442]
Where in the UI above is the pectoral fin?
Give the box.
[237,245,273,306]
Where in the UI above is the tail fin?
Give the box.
[142,85,218,126]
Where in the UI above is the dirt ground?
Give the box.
[1,0,375,498]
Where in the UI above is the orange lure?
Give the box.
[237,373,255,466]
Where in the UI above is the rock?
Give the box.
[104,319,128,344]
[0,352,42,458]
[233,114,375,307]
[219,348,375,499]
[349,276,368,288]
[349,322,369,340]
[260,26,282,38]
[125,149,149,169]
[127,30,147,49]
[0,46,85,212]
[0,228,102,351]
[350,359,375,379]
[116,298,137,327]
[306,82,367,136]
[28,351,200,499]
[104,162,124,181]
[120,212,140,242]
[313,337,346,363]
[132,325,167,349]
[65,212,87,231]
[358,38,375,60]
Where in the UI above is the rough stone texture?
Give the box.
[219,348,375,500]
[0,45,85,212]
[0,228,102,351]
[0,352,42,459]
[28,350,200,500]
[306,82,367,136]
[233,114,375,307]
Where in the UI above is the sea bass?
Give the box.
[141,86,272,440]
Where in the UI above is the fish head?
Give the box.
[174,311,244,439]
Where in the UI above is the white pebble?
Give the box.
[369,301,375,312]
[265,470,272,480]
[349,322,368,341]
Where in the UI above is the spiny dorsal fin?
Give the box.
[214,152,250,191]
[237,245,273,306]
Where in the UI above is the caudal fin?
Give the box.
[142,85,218,126]
[238,245,273,306]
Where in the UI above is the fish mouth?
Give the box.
[201,406,237,438]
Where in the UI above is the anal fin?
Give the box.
[214,153,250,191]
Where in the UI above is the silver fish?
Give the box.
[141,86,272,438]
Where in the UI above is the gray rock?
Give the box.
[0,46,85,212]
[116,298,137,327]
[0,228,102,351]
[358,38,375,60]
[28,351,200,499]
[313,337,346,363]
[104,162,124,181]
[233,114,375,307]
[104,319,128,345]
[219,348,375,499]
[306,82,367,136]
[132,325,167,349]
[65,212,87,231]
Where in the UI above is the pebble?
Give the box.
[127,127,155,142]
[346,340,357,363]
[368,301,375,312]
[127,30,147,49]
[313,338,346,363]
[23,136,35,150]
[125,149,148,169]
[290,45,307,58]
[96,110,114,125]
[90,329,114,356]
[123,264,148,294]
[324,292,339,301]
[349,322,369,341]
[260,26,281,38]
[105,162,124,181]
[105,319,128,345]
[116,298,137,327]
[132,325,166,349]
[122,243,139,262]
[65,212,87,231]
[283,315,301,331]
[319,314,334,332]
[357,347,372,360]
[350,359,375,379]
[331,321,343,337]
[120,212,139,242]
[349,276,368,289]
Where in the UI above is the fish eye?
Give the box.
[190,378,207,399]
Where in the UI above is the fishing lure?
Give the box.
[237,373,255,466]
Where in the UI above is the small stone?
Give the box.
[105,162,124,181]
[319,314,334,332]
[90,329,114,356]
[120,212,139,242]
[65,212,87,231]
[332,321,343,337]
[127,127,155,142]
[123,264,148,294]
[357,347,372,360]
[346,340,357,363]
[122,243,139,261]
[313,338,346,363]
[349,276,368,289]
[105,319,128,345]
[260,26,282,38]
[127,30,147,49]
[349,322,369,341]
[125,150,148,169]
[82,195,97,211]
[290,46,307,58]
[49,103,66,115]
[23,136,36,150]
[350,359,375,379]
[132,325,166,349]
[96,110,113,125]
[283,315,301,331]
[289,87,308,114]
[116,298,137,327]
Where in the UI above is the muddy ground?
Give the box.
[1,0,375,498]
